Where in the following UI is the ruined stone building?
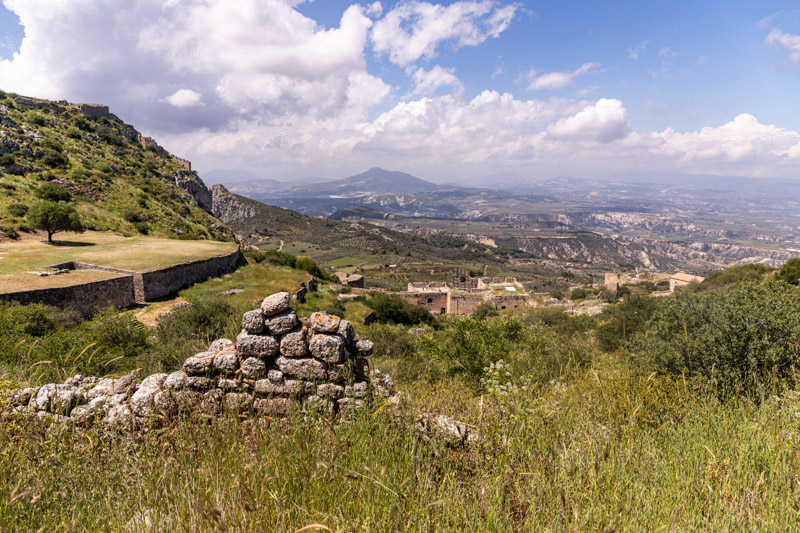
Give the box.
[396,278,532,315]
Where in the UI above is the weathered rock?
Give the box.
[87,378,114,400]
[267,369,284,382]
[309,334,345,364]
[236,331,278,357]
[337,320,355,345]
[240,357,266,379]
[317,383,345,400]
[327,367,347,383]
[242,310,265,334]
[10,387,37,407]
[265,309,299,336]
[253,397,292,416]
[213,350,240,374]
[276,356,327,380]
[223,392,252,412]
[354,358,370,380]
[370,369,395,399]
[130,373,168,417]
[183,352,215,376]
[112,371,139,397]
[51,387,81,415]
[260,292,291,317]
[355,340,374,358]
[186,376,215,391]
[415,413,478,446]
[345,381,369,399]
[218,378,249,392]
[106,404,133,426]
[280,328,309,357]
[337,398,366,412]
[363,311,376,325]
[32,384,56,411]
[163,370,188,390]
[409,328,427,335]
[305,395,335,415]
[201,389,223,414]
[254,379,310,397]
[310,312,340,333]
[208,338,235,354]
[70,396,106,425]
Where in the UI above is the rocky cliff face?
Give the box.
[174,170,212,212]
[211,184,259,223]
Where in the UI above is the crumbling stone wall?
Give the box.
[4,292,394,425]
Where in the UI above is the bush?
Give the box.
[156,298,236,361]
[66,127,82,139]
[472,301,499,320]
[35,182,71,202]
[0,154,14,167]
[123,210,144,223]
[39,149,69,169]
[628,279,800,398]
[74,117,94,132]
[701,264,772,291]
[7,203,28,217]
[777,258,800,286]
[366,293,436,326]
[596,293,658,352]
[570,287,588,300]
[89,308,150,358]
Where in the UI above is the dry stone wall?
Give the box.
[139,248,243,301]
[4,292,394,425]
[0,275,136,316]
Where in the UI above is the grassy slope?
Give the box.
[0,91,230,241]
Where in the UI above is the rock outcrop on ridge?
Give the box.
[4,292,395,425]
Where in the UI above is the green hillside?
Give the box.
[0,91,231,241]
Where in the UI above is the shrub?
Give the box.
[89,308,150,358]
[35,182,71,202]
[777,258,800,286]
[123,210,144,223]
[39,149,69,168]
[156,298,236,361]
[366,293,436,326]
[570,287,588,300]
[596,293,658,352]
[701,264,772,291]
[472,301,499,320]
[0,154,14,167]
[7,203,28,217]
[628,279,800,398]
[66,127,82,139]
[74,117,94,132]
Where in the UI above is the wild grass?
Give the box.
[1,357,799,531]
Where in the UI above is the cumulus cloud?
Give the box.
[527,62,599,91]
[371,1,518,66]
[407,65,462,97]
[766,28,800,64]
[547,98,630,143]
[164,89,202,107]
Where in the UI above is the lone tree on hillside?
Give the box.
[27,201,84,243]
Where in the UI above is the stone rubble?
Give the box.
[3,292,393,426]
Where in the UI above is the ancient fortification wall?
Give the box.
[1,249,243,315]
[139,249,243,301]
[0,275,136,316]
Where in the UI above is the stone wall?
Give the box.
[447,293,484,315]
[490,294,529,310]
[139,248,243,301]
[75,103,110,119]
[396,291,449,314]
[0,275,136,316]
[4,293,395,425]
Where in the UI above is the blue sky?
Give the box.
[1,1,799,181]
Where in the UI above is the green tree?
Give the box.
[35,182,71,202]
[27,201,85,242]
[777,258,800,286]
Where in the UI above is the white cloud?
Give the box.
[547,98,630,143]
[527,62,599,91]
[766,28,800,64]
[628,40,648,59]
[164,88,202,107]
[407,65,462,97]
[371,1,518,66]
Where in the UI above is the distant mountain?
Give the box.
[282,167,443,197]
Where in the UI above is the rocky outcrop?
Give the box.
[174,170,212,212]
[211,184,258,223]
[4,292,395,425]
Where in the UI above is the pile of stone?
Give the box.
[4,291,394,426]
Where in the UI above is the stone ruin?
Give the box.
[3,292,395,426]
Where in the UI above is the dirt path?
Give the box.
[278,240,284,251]
[134,296,190,327]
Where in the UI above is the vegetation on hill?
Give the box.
[0,92,230,241]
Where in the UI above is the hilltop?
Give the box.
[0,91,230,242]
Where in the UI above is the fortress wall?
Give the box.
[490,294,529,310]
[396,291,449,314]
[447,294,484,315]
[0,275,136,316]
[139,248,243,301]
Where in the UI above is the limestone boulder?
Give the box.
[208,338,235,354]
[50,387,81,415]
[213,349,240,374]
[310,312,340,333]
[337,320,355,345]
[87,378,115,400]
[240,357,266,379]
[309,334,345,364]
[355,340,374,358]
[183,352,215,376]
[242,310,265,334]
[260,292,291,317]
[163,370,188,391]
[317,383,345,400]
[345,381,369,399]
[236,331,278,357]
[265,309,299,336]
[279,328,309,358]
[254,397,292,416]
[276,356,327,380]
[70,396,107,425]
[130,373,168,417]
